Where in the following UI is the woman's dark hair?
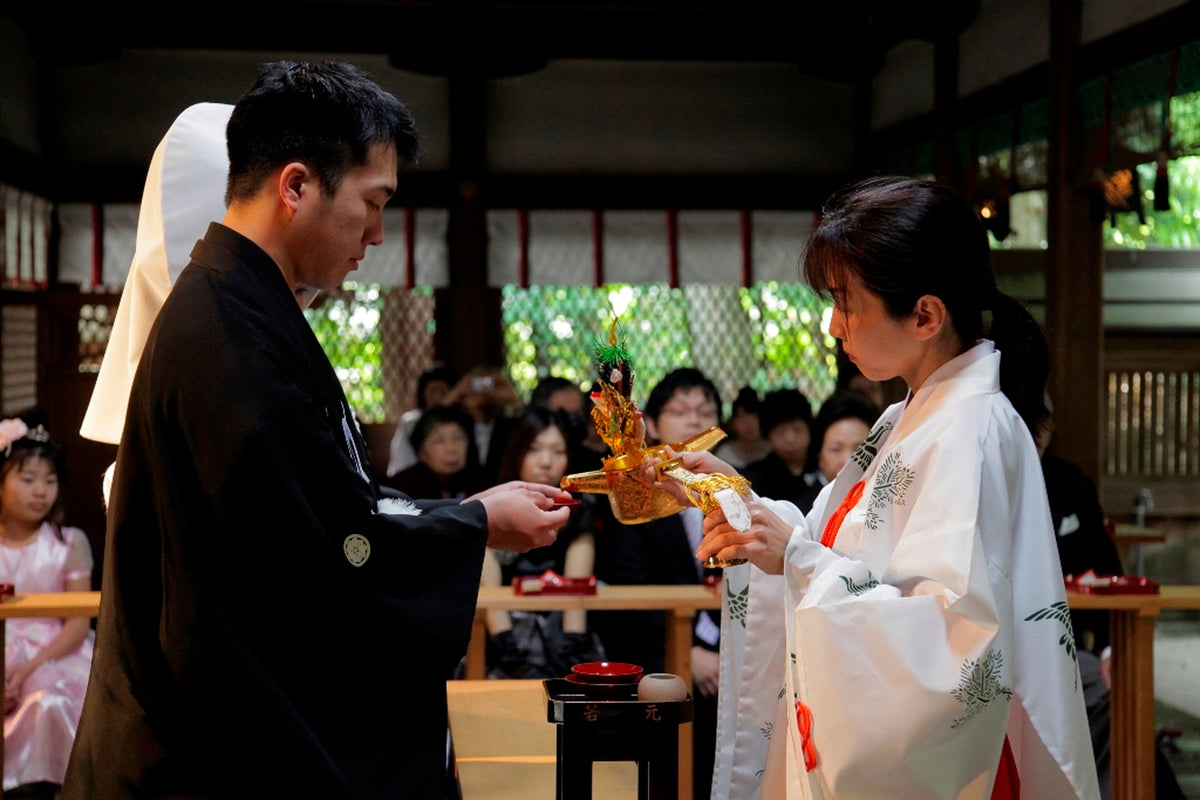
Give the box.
[225,60,419,204]
[409,405,475,457]
[495,406,577,485]
[802,176,1049,434]
[804,391,882,474]
[530,376,578,409]
[1,425,68,538]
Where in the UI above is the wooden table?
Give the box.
[468,583,721,799]
[0,590,101,800]
[1066,585,1200,800]
[447,679,641,799]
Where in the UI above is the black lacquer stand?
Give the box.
[544,678,693,800]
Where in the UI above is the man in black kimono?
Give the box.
[63,61,571,800]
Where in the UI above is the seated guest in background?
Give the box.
[795,390,881,513]
[741,388,816,508]
[835,358,900,410]
[530,375,584,415]
[1035,409,1123,655]
[530,376,597,474]
[1,420,94,799]
[482,407,606,679]
[713,386,770,469]
[387,362,458,477]
[382,405,484,501]
[442,365,523,485]
[591,366,723,800]
[571,380,613,473]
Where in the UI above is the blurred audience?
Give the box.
[741,388,816,508]
[530,376,600,474]
[712,386,770,469]
[442,365,523,486]
[481,406,606,679]
[1035,411,1123,655]
[796,391,881,513]
[387,362,458,477]
[381,405,484,500]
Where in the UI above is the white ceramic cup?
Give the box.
[637,672,688,702]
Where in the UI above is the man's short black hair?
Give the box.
[758,388,814,438]
[225,60,419,204]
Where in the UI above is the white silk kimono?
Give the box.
[713,341,1100,800]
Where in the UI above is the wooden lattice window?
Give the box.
[1103,334,1200,517]
[1106,368,1200,478]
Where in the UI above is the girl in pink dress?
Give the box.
[0,419,94,796]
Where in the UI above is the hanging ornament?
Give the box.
[1087,74,1145,226]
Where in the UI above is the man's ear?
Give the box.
[911,294,948,342]
[279,162,309,211]
[643,416,659,442]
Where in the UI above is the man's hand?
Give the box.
[468,481,572,552]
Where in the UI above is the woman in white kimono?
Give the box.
[656,177,1100,799]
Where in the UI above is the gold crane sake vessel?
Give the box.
[559,427,727,524]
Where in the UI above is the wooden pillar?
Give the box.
[1045,0,1104,483]
[435,75,504,374]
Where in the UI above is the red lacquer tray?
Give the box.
[1065,571,1160,595]
[514,569,597,596]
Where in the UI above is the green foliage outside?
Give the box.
[500,282,838,416]
[1105,156,1200,248]
[304,281,387,422]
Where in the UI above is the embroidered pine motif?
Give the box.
[839,573,879,596]
[1024,600,1080,689]
[727,580,749,629]
[865,451,913,530]
[951,649,1012,728]
[850,421,892,472]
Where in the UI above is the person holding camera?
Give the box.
[442,364,524,485]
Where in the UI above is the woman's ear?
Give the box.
[911,294,949,342]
